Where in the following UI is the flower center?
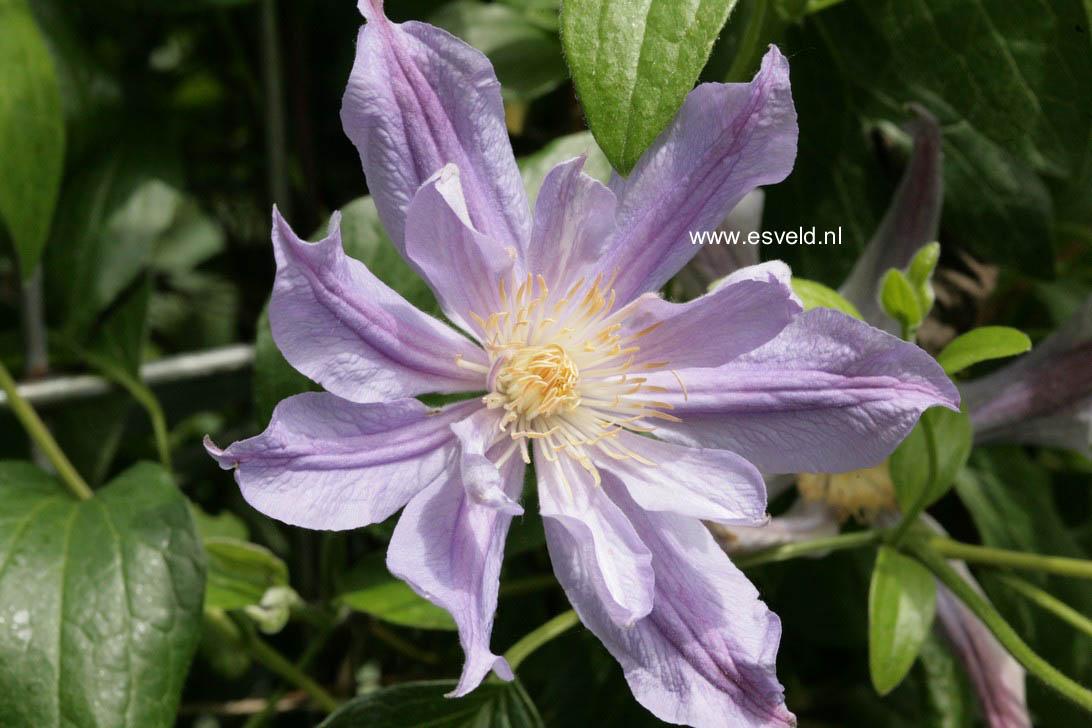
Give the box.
[456,270,680,487]
[494,343,581,420]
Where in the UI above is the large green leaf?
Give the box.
[560,0,739,175]
[335,552,456,631]
[868,545,937,695]
[319,679,544,728]
[0,0,65,275]
[0,461,205,728]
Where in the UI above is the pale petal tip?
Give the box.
[203,435,232,469]
[357,0,385,22]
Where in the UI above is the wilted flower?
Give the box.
[206,2,957,725]
[706,108,1031,728]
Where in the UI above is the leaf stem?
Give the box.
[928,536,1092,580]
[731,529,881,569]
[243,619,338,728]
[907,539,1092,712]
[238,620,340,713]
[504,610,580,672]
[0,359,92,500]
[996,574,1092,641]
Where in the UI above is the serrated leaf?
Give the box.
[0,0,65,275]
[517,131,612,207]
[560,0,738,175]
[0,461,205,728]
[936,326,1031,376]
[890,406,972,514]
[335,552,456,631]
[791,277,863,319]
[203,537,289,611]
[869,545,937,695]
[319,679,544,728]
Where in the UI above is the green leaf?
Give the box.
[936,326,1032,376]
[319,679,544,728]
[430,0,567,102]
[44,137,184,336]
[560,0,738,175]
[0,461,205,728]
[915,632,976,728]
[335,552,456,631]
[517,131,611,206]
[188,501,249,541]
[790,277,863,319]
[868,545,937,695]
[890,406,972,514]
[203,537,289,611]
[0,0,65,275]
[879,268,922,338]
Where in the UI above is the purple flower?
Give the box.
[962,295,1092,456]
[206,2,957,725]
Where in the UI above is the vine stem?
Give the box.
[238,621,341,714]
[928,536,1092,580]
[996,574,1092,641]
[907,539,1092,712]
[731,529,880,569]
[503,610,580,672]
[0,359,92,500]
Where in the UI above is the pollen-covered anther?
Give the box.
[797,461,896,523]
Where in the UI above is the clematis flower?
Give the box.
[206,2,958,725]
[962,295,1092,457]
[704,108,1031,728]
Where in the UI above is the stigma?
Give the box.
[457,270,679,489]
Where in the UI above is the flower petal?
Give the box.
[590,431,767,525]
[404,164,518,338]
[676,189,766,297]
[450,407,524,514]
[205,394,477,530]
[342,0,529,254]
[839,105,943,331]
[603,46,797,304]
[712,498,841,554]
[550,477,794,728]
[537,445,653,627]
[615,261,800,370]
[387,434,525,696]
[645,308,959,474]
[526,156,617,287]
[270,208,487,402]
[963,296,1092,457]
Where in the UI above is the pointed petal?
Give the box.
[963,296,1092,457]
[526,156,617,287]
[840,105,943,330]
[205,394,477,530]
[712,498,841,554]
[615,261,800,370]
[386,435,525,696]
[342,1,529,255]
[550,477,794,728]
[270,208,487,402]
[404,164,518,338]
[645,308,959,473]
[603,47,797,304]
[450,407,523,514]
[591,432,767,525]
[537,445,653,627]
